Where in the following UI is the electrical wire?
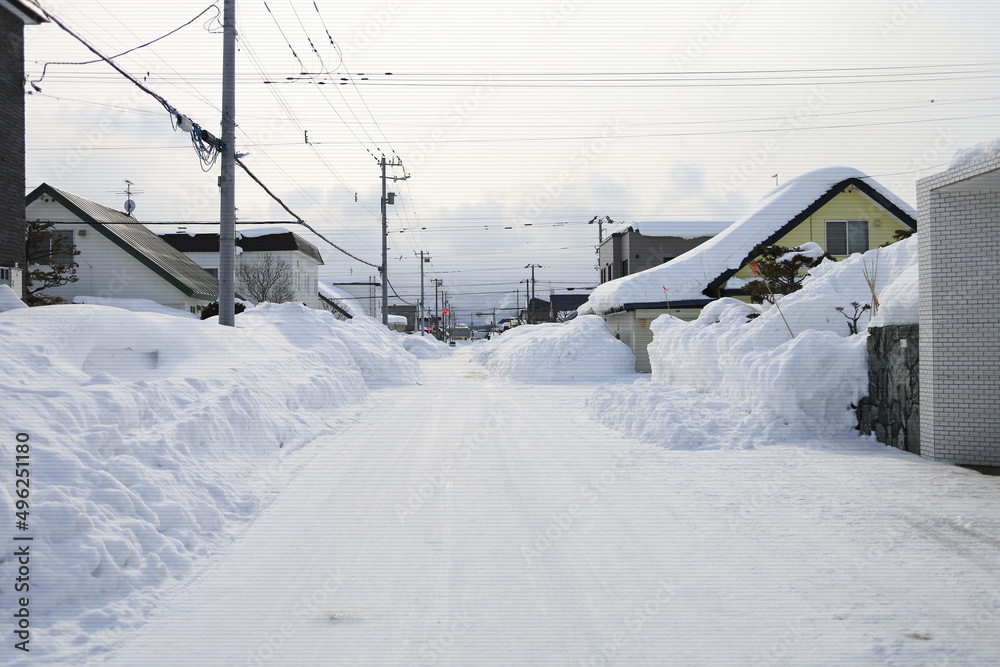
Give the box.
[30,3,221,90]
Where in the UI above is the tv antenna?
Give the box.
[111,179,144,217]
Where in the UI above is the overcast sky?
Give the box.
[23,0,1000,319]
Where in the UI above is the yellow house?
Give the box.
[582,166,917,371]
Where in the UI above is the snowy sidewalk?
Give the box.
[87,350,1000,666]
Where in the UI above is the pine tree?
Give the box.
[743,243,831,304]
[24,219,80,306]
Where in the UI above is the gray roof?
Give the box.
[26,184,220,301]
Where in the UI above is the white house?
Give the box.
[25,184,219,315]
[159,227,324,309]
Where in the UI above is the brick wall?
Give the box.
[917,153,1000,466]
[0,10,26,279]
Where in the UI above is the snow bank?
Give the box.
[581,166,915,314]
[401,333,453,359]
[0,284,27,312]
[590,238,917,445]
[948,137,1000,169]
[0,302,419,662]
[472,315,634,383]
[72,295,197,318]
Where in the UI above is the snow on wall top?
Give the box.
[948,138,1000,169]
[318,282,367,317]
[605,220,733,240]
[581,166,915,314]
[237,226,293,239]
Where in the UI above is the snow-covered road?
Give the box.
[89,350,1000,666]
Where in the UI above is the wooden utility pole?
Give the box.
[525,263,542,324]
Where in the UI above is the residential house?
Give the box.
[918,145,1000,467]
[324,275,382,318]
[582,166,917,371]
[25,184,219,314]
[159,227,324,309]
[0,0,46,296]
[318,281,365,320]
[598,220,731,284]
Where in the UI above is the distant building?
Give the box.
[25,184,219,315]
[388,304,417,331]
[324,275,382,318]
[597,220,731,284]
[160,228,324,308]
[0,1,47,296]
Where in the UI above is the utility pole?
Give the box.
[415,251,429,333]
[433,278,442,339]
[525,263,542,324]
[380,154,409,326]
[218,0,237,326]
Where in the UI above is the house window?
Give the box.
[205,267,219,278]
[621,259,629,277]
[38,230,74,265]
[826,220,869,256]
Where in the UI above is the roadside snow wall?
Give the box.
[0,302,419,663]
[472,314,635,383]
[589,238,918,445]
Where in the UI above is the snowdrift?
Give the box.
[0,302,419,662]
[589,238,917,446]
[400,333,453,359]
[472,315,635,382]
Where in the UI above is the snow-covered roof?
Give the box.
[238,226,293,238]
[948,138,1000,169]
[605,220,733,240]
[318,282,366,318]
[387,314,407,324]
[581,166,916,314]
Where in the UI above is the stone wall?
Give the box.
[857,324,919,453]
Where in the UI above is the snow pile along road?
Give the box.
[589,237,918,446]
[0,302,419,663]
[400,332,453,359]
[472,314,635,382]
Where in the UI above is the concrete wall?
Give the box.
[917,152,1000,466]
[857,325,920,454]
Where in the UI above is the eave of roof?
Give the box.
[0,0,47,24]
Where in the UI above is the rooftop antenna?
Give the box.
[111,179,143,217]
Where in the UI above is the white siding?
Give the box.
[26,199,210,314]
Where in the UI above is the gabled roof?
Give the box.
[159,229,324,265]
[0,0,47,24]
[581,167,917,315]
[26,184,220,301]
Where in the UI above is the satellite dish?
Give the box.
[124,199,136,215]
